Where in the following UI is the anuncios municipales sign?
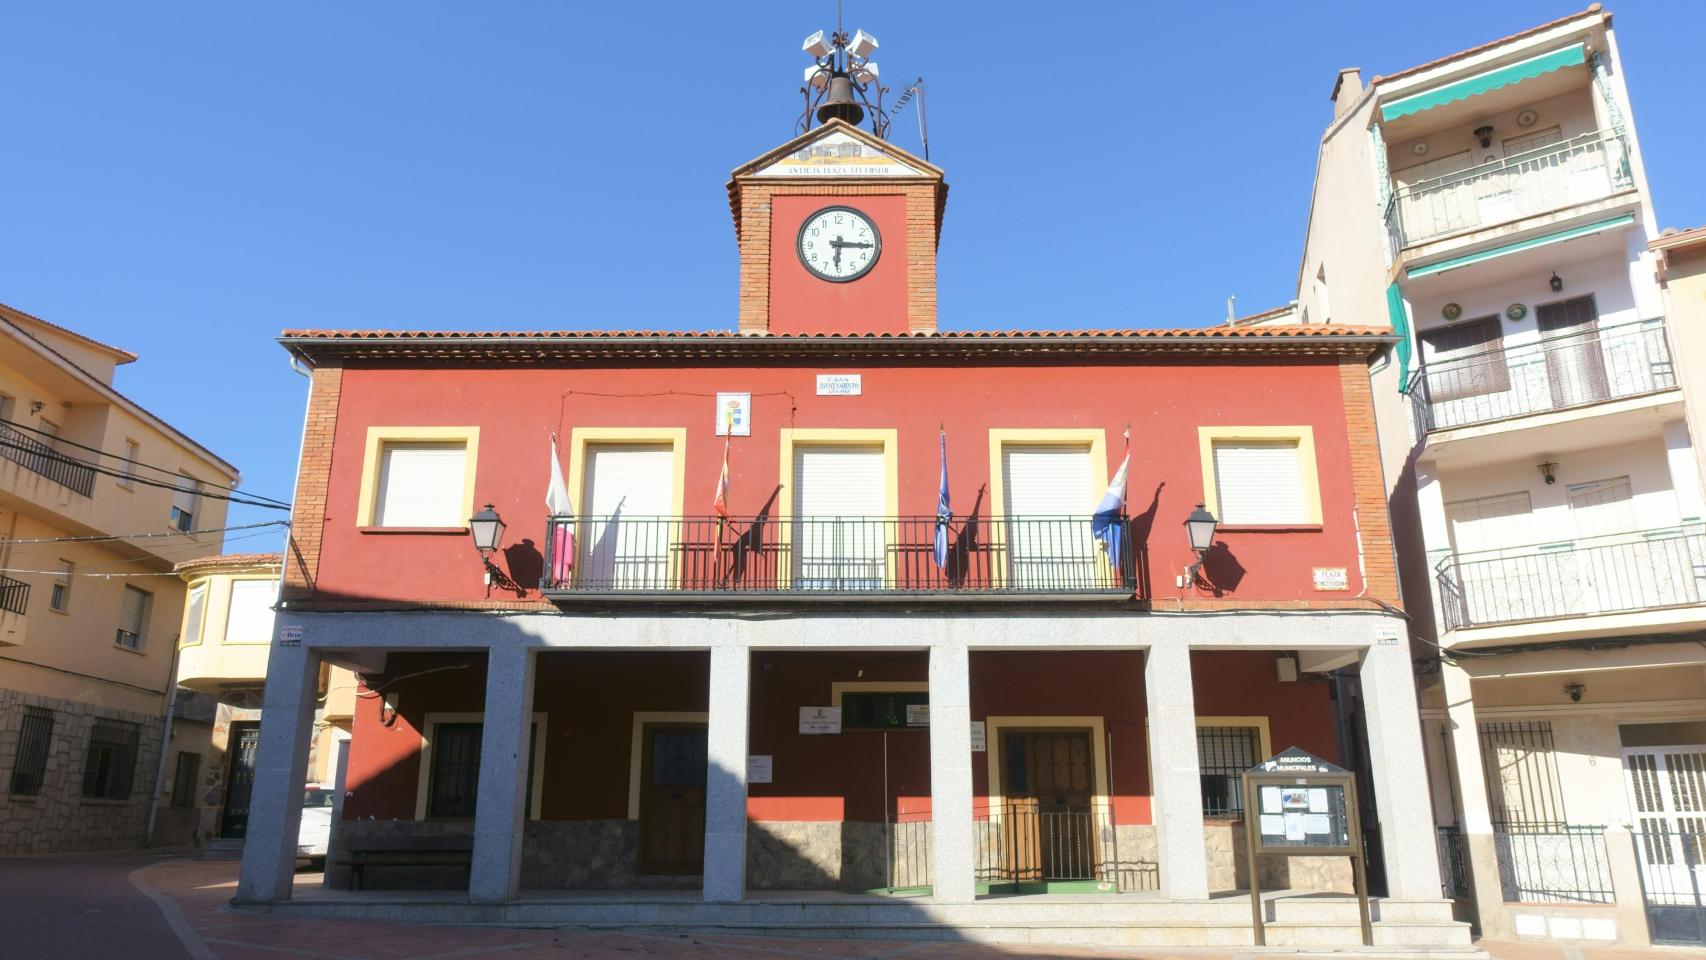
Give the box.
[1241,747,1372,947]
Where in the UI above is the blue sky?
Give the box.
[4,1,1702,540]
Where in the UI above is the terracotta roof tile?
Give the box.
[1370,4,1605,86]
[0,300,139,363]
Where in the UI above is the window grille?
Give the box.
[426,722,482,818]
[1479,720,1567,828]
[10,707,54,796]
[1198,724,1263,817]
[81,719,140,800]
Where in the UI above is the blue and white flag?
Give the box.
[933,431,952,568]
[1092,451,1129,569]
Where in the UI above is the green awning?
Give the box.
[1406,214,1635,279]
[1381,44,1586,122]
[1387,283,1413,393]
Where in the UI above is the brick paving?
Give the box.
[19,853,1706,960]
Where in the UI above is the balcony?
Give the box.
[540,515,1140,601]
[0,423,96,497]
[1386,129,1633,249]
[1409,317,1675,435]
[1435,525,1706,632]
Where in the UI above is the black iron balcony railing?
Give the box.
[0,575,28,616]
[1409,317,1675,434]
[0,423,96,497]
[540,515,1140,599]
[1435,526,1706,631]
[1385,128,1634,248]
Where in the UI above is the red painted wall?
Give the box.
[767,194,909,334]
[342,649,1340,828]
[312,359,1360,606]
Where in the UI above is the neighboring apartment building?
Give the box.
[1271,5,1702,946]
[0,302,240,853]
[229,115,1468,950]
[167,553,355,855]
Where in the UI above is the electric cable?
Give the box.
[0,416,288,507]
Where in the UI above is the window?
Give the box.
[223,580,277,644]
[580,443,677,589]
[841,691,930,730]
[49,560,72,612]
[1419,317,1510,401]
[1567,476,1635,539]
[116,585,150,650]
[793,444,887,590]
[119,440,140,490]
[181,584,207,646]
[1212,441,1308,525]
[169,751,201,809]
[426,723,482,818]
[1503,125,1563,157]
[1000,443,1098,588]
[375,442,468,527]
[1197,723,1265,817]
[171,474,199,532]
[1478,721,1565,829]
[10,707,54,796]
[37,418,60,449]
[81,719,140,799]
[1446,491,1534,555]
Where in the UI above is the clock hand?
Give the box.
[828,238,874,249]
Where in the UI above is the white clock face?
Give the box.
[797,206,881,282]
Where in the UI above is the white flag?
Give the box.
[546,436,573,516]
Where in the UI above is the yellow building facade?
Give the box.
[0,302,241,853]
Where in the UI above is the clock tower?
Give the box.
[727,118,946,335]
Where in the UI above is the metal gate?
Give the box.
[220,722,261,838]
[1625,746,1706,943]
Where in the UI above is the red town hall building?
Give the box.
[233,115,1465,947]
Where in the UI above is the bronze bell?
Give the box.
[816,73,865,126]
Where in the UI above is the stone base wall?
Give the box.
[0,687,165,855]
[329,816,1349,894]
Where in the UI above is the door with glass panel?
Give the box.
[1625,745,1706,918]
[1001,445,1095,590]
[792,445,886,590]
[580,444,675,590]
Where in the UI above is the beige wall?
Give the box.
[1660,243,1706,500]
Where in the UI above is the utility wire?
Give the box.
[0,528,286,578]
[0,520,287,547]
[0,436,290,511]
[0,416,288,507]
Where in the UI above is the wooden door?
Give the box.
[1538,296,1609,408]
[1001,730,1096,881]
[639,724,707,876]
[220,722,261,838]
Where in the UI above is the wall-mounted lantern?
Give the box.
[1180,503,1220,588]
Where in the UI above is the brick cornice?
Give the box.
[282,365,342,600]
[1338,356,1403,609]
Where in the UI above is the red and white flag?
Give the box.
[713,435,731,520]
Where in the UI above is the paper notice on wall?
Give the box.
[798,707,841,735]
[1284,813,1306,841]
[1261,787,1282,814]
[1308,788,1329,813]
[1259,815,1285,836]
[1303,814,1331,835]
[906,704,930,727]
[747,755,773,784]
[970,721,986,752]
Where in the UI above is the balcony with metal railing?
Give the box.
[1408,317,1675,436]
[1385,129,1634,250]
[540,515,1140,601]
[0,575,28,646]
[0,423,97,497]
[1435,525,1706,632]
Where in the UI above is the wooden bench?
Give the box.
[336,835,474,891]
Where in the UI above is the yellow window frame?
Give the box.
[1196,426,1322,526]
[355,426,482,528]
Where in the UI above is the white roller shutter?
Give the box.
[375,443,467,527]
[793,445,886,589]
[581,445,676,589]
[1446,491,1534,554]
[1212,442,1307,525]
[224,579,278,644]
[1001,445,1095,587]
[1567,477,1634,539]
